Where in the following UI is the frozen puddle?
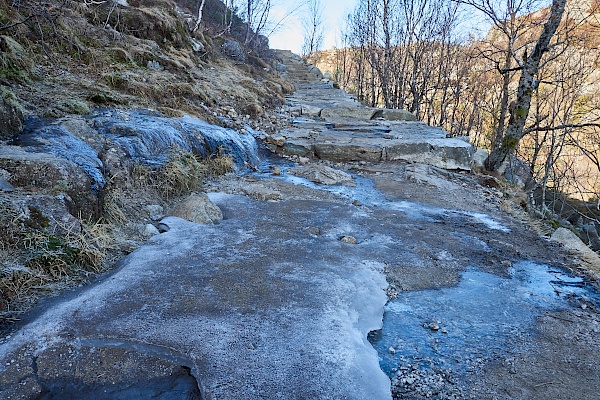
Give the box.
[370,261,599,378]
[253,159,510,232]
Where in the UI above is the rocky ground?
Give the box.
[1,1,600,399]
[1,47,600,399]
[0,0,295,322]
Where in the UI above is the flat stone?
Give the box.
[376,108,417,121]
[288,164,355,186]
[167,193,223,224]
[282,139,314,157]
[314,142,383,163]
[321,107,377,121]
[0,196,392,399]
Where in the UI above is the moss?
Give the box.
[103,72,129,89]
[501,135,520,151]
[87,92,117,105]
[25,206,50,229]
[0,85,23,110]
[26,234,80,277]
[64,99,90,115]
[0,55,30,81]
[0,7,7,23]
[514,105,528,119]
[0,36,32,82]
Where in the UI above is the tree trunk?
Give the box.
[485,0,567,171]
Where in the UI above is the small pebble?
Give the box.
[305,227,320,236]
[429,323,440,331]
[340,235,357,244]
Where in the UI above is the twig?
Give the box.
[0,16,31,31]
[542,310,576,323]
[534,381,556,387]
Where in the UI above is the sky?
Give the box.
[266,0,554,54]
[268,0,358,54]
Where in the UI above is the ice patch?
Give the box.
[371,261,599,377]
[461,211,510,232]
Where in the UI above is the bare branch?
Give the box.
[0,16,31,31]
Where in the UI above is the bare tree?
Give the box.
[301,0,325,58]
[192,0,207,32]
[467,0,570,171]
[241,0,272,47]
[340,0,467,119]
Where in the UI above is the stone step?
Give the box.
[273,50,475,171]
[267,124,474,170]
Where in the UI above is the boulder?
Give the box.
[222,39,246,62]
[266,134,286,147]
[375,109,417,121]
[499,156,532,189]
[0,95,23,140]
[471,148,489,171]
[190,38,204,53]
[167,193,223,224]
[385,139,474,171]
[24,194,83,235]
[288,164,355,187]
[307,65,323,78]
[0,145,100,218]
[0,174,14,191]
[320,107,377,121]
[301,104,323,117]
[274,63,287,72]
[340,235,357,244]
[551,227,600,277]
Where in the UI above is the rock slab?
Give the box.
[0,195,392,399]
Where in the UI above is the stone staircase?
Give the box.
[271,50,474,171]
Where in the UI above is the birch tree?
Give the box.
[301,0,325,57]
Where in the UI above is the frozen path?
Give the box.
[0,194,391,399]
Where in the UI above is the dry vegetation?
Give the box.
[0,0,293,121]
[0,0,294,326]
[314,0,600,245]
[0,149,234,325]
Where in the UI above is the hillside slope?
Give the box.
[0,0,293,127]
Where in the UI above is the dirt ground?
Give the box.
[209,157,600,400]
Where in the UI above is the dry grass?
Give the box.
[0,199,28,250]
[24,221,107,277]
[102,187,130,224]
[1,217,110,323]
[205,152,235,176]
[154,151,206,198]
[149,150,233,199]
